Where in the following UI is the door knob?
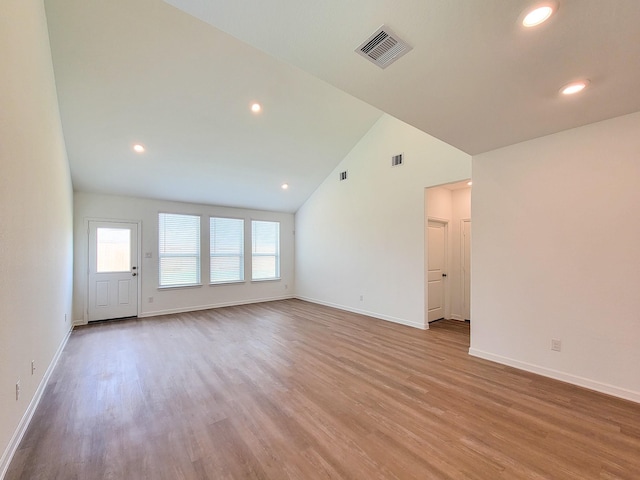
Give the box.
[442,273,447,277]
[132,272,137,276]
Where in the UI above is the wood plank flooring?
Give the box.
[6,299,640,479]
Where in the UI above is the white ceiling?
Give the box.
[44,0,640,212]
[44,0,382,213]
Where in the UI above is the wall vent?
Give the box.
[355,25,413,69]
[391,153,404,167]
[339,170,348,181]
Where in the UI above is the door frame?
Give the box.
[84,217,142,324]
[426,217,449,324]
[461,218,471,321]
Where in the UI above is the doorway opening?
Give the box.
[425,180,471,325]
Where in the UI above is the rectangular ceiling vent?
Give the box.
[339,170,348,181]
[391,153,404,167]
[355,25,413,69]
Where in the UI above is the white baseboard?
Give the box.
[138,295,294,318]
[296,296,427,330]
[0,327,72,479]
[469,348,640,404]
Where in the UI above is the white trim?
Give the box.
[157,283,203,290]
[0,327,72,479]
[468,348,640,404]
[450,314,465,321]
[460,218,471,322]
[138,294,294,318]
[296,295,427,330]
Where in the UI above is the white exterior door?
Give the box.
[462,220,471,321]
[428,220,447,322]
[88,221,138,321]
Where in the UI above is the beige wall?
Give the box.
[0,0,74,473]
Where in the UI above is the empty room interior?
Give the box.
[2,0,639,478]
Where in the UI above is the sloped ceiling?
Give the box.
[166,0,640,155]
[44,0,382,213]
[44,0,640,212]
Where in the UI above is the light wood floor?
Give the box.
[6,300,640,479]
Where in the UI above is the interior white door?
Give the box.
[88,221,138,321]
[428,220,447,322]
[462,220,471,321]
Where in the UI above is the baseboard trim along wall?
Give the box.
[138,295,295,318]
[0,327,73,480]
[296,296,427,330]
[469,348,640,404]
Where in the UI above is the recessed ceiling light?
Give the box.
[251,103,262,113]
[281,183,289,190]
[560,80,590,95]
[522,2,557,27]
[133,144,145,153]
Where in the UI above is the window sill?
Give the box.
[209,280,245,287]
[158,284,203,290]
[251,278,281,283]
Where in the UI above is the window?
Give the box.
[158,213,200,287]
[210,217,244,284]
[96,228,130,273]
[251,220,280,280]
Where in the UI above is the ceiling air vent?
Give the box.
[339,170,348,181]
[391,153,404,167]
[355,25,413,69]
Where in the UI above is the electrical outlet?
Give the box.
[148,296,154,303]
[16,379,20,401]
[65,313,68,323]
[359,295,364,302]
[31,360,35,375]
[551,339,562,352]
[284,284,288,290]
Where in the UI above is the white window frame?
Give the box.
[209,216,245,285]
[158,212,201,288]
[251,220,280,281]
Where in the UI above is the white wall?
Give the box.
[425,187,452,220]
[0,0,74,474]
[295,114,471,329]
[471,111,640,402]
[73,192,294,323]
[425,186,471,322]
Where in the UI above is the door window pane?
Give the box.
[96,228,131,272]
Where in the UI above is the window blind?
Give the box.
[251,220,280,280]
[210,217,244,283]
[158,213,201,286]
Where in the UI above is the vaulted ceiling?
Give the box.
[44,0,640,212]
